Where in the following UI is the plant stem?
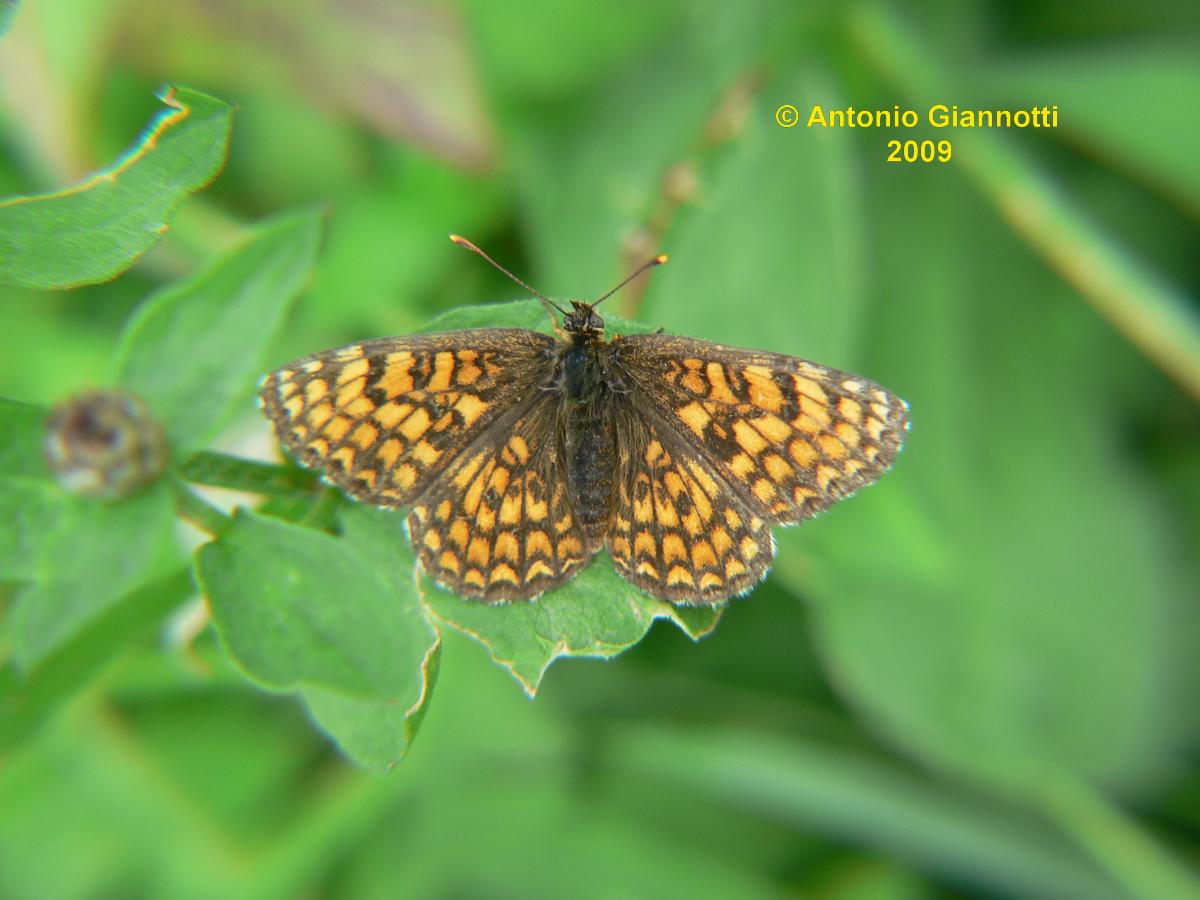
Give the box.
[176,450,319,497]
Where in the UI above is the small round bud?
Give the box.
[44,390,168,500]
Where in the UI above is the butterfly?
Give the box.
[259,236,909,605]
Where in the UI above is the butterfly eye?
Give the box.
[589,313,604,330]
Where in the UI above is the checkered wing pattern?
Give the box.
[406,398,598,601]
[611,332,909,531]
[260,329,557,507]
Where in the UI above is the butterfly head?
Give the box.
[564,301,605,334]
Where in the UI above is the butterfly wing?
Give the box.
[602,333,908,604]
[260,329,558,507]
[406,395,599,601]
[607,407,776,604]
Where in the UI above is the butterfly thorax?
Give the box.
[557,305,618,543]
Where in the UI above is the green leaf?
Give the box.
[7,482,177,670]
[196,506,439,768]
[0,397,48,480]
[419,557,721,697]
[0,85,232,289]
[115,209,322,452]
[0,0,17,38]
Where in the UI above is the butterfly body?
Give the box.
[261,300,909,605]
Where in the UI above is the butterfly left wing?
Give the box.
[610,332,909,527]
[260,329,557,506]
[407,395,600,601]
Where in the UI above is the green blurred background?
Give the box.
[2,0,1199,897]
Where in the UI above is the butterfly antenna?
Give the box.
[592,254,669,308]
[449,234,569,316]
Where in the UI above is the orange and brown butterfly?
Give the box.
[259,236,909,605]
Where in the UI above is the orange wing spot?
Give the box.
[410,440,441,467]
[337,357,370,383]
[635,560,661,580]
[462,461,492,516]
[487,466,511,497]
[490,564,519,585]
[525,491,548,521]
[610,535,631,558]
[733,419,769,455]
[793,486,816,504]
[871,402,891,420]
[699,572,724,590]
[837,397,862,423]
[725,557,747,578]
[686,461,720,497]
[662,470,686,497]
[690,479,714,522]
[495,531,519,562]
[283,395,304,418]
[863,445,880,462]
[448,518,470,549]
[711,527,733,558]
[705,362,738,403]
[456,351,484,385]
[750,414,791,443]
[508,435,530,464]
[454,393,489,426]
[740,536,760,560]
[377,438,403,468]
[464,569,486,588]
[644,440,664,465]
[436,500,452,520]
[307,402,333,430]
[438,551,461,574]
[427,352,456,391]
[467,536,491,566]
[525,560,554,582]
[557,536,583,559]
[351,422,379,450]
[393,463,419,491]
[278,379,300,400]
[654,496,679,527]
[836,422,860,448]
[477,502,496,532]
[724,507,743,528]
[398,407,432,441]
[379,353,416,396]
[866,418,886,441]
[691,540,717,570]
[752,478,777,503]
[306,438,329,457]
[788,438,816,467]
[324,415,352,441]
[343,397,374,418]
[676,401,711,437]
[336,377,366,408]
[841,379,863,394]
[792,375,829,405]
[452,450,486,489]
[499,493,522,525]
[680,360,706,394]
[634,531,656,557]
[680,509,703,535]
[762,453,791,483]
[422,530,441,551]
[662,533,687,563]
[728,452,755,479]
[526,530,553,559]
[289,424,309,441]
[817,434,848,460]
[277,369,296,383]
[303,360,324,375]
[330,446,356,469]
[799,395,832,426]
[374,401,413,429]
[816,465,839,491]
[743,366,783,411]
[843,459,866,476]
[667,566,695,587]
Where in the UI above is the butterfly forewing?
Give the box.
[260,329,556,507]
[610,333,909,526]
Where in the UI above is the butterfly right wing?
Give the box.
[260,329,557,506]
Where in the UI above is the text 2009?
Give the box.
[886,139,952,163]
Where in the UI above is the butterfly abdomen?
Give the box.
[560,338,618,542]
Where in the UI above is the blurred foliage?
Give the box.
[1,0,1199,898]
